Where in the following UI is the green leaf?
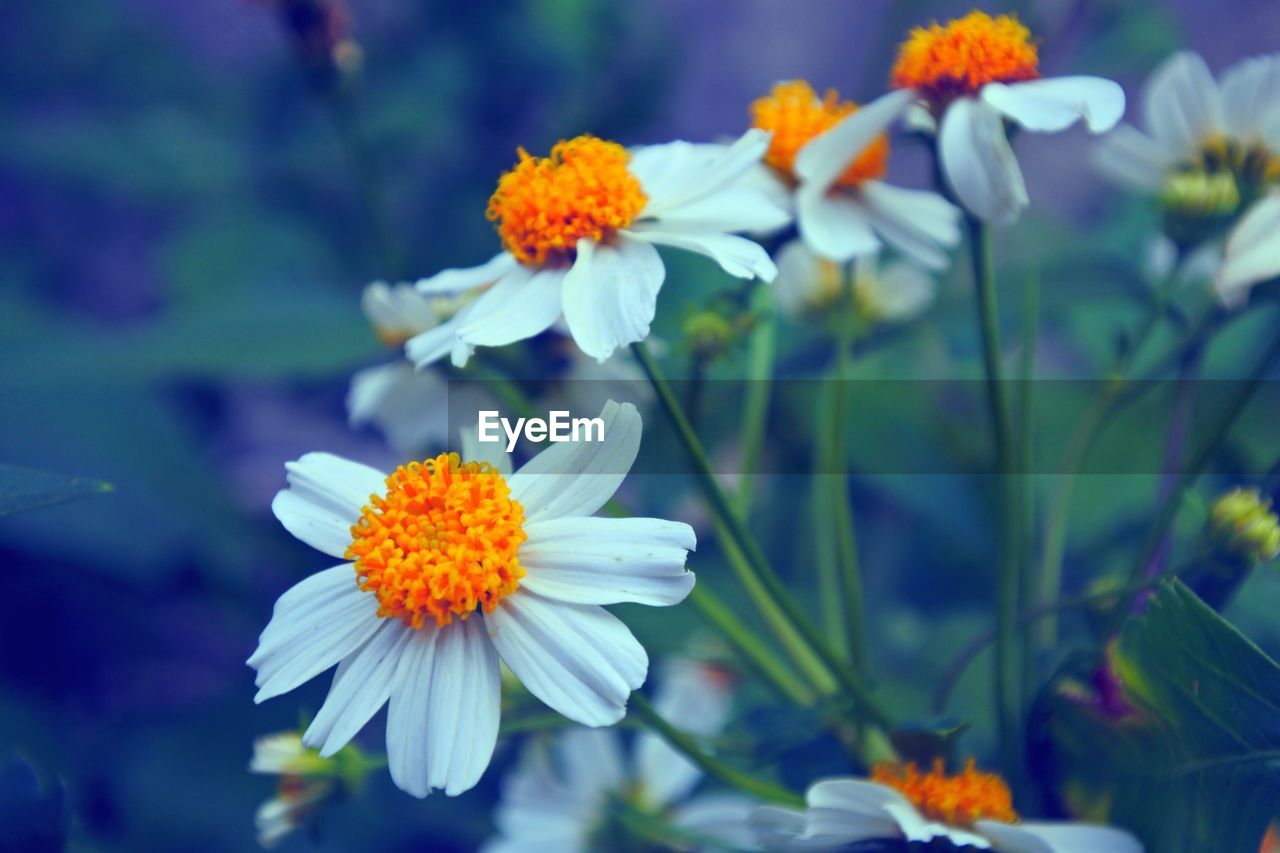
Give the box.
[1037,580,1280,852]
[0,463,112,517]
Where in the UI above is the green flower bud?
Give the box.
[1209,487,1280,564]
[1160,170,1240,246]
[683,311,737,360]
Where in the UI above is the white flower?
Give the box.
[405,131,790,366]
[255,780,332,848]
[890,10,1124,225]
[485,659,755,852]
[749,80,962,269]
[773,241,935,323]
[248,400,697,798]
[751,764,1142,852]
[249,733,337,848]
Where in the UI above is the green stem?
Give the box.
[965,216,1020,777]
[832,261,867,673]
[735,282,778,518]
[631,341,889,726]
[813,383,847,653]
[629,693,804,807]
[1015,266,1039,703]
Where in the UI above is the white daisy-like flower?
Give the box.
[249,733,337,848]
[1215,191,1280,305]
[404,130,790,366]
[485,659,756,853]
[751,761,1142,852]
[248,400,697,798]
[773,241,935,324]
[887,10,1124,225]
[748,80,962,269]
[348,282,460,454]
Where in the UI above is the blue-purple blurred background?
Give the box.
[4,0,1280,849]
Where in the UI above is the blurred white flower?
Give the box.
[773,241,935,324]
[249,401,696,798]
[485,659,755,852]
[890,11,1124,225]
[249,733,338,848]
[752,761,1142,852]
[406,132,789,366]
[749,80,961,269]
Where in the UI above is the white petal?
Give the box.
[559,237,664,362]
[415,253,517,295]
[385,622,501,797]
[939,98,1029,225]
[460,425,513,476]
[870,259,936,321]
[772,239,826,317]
[983,77,1125,133]
[1143,51,1223,153]
[507,400,641,523]
[271,453,385,558]
[628,226,777,280]
[749,805,807,847]
[520,516,695,606]
[456,265,566,347]
[488,590,647,725]
[977,820,1143,853]
[671,793,758,850]
[361,281,439,338]
[804,779,912,843]
[348,362,450,455]
[795,89,915,192]
[885,802,989,847]
[859,180,961,270]
[796,187,881,262]
[558,728,627,793]
[635,659,731,807]
[638,185,792,234]
[249,567,381,702]
[1215,194,1280,306]
[304,620,414,756]
[405,315,466,368]
[491,740,596,847]
[1221,54,1280,140]
[636,129,772,217]
[1092,124,1175,191]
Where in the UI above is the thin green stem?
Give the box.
[735,282,778,518]
[1015,265,1039,703]
[965,216,1020,777]
[832,261,867,674]
[813,383,847,654]
[630,693,804,807]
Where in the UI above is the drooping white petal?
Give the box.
[635,129,772,218]
[884,802,990,847]
[487,590,647,726]
[939,97,1029,225]
[519,516,695,606]
[405,315,466,369]
[249,567,381,702]
[271,453,386,558]
[507,400,641,523]
[637,185,792,234]
[982,77,1125,134]
[416,252,517,295]
[347,362,450,455]
[455,265,566,348]
[1143,51,1223,154]
[671,793,759,851]
[1221,54,1280,140]
[795,88,915,193]
[795,186,881,262]
[385,621,503,798]
[627,225,778,280]
[749,805,808,848]
[1092,124,1176,191]
[1214,193,1280,307]
[858,180,961,271]
[303,619,414,756]
[976,820,1143,853]
[560,237,665,362]
[361,281,439,338]
[803,779,912,843]
[634,659,732,808]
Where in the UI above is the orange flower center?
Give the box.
[891,11,1040,104]
[486,135,649,267]
[750,80,889,188]
[872,759,1018,829]
[345,453,526,629]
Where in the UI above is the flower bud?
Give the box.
[1160,170,1240,247]
[1208,487,1280,564]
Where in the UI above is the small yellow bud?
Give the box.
[1209,487,1280,563]
[1160,170,1240,246]
[683,311,738,360]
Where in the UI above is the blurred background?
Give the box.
[3,0,1280,849]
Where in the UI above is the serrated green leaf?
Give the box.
[0,463,113,518]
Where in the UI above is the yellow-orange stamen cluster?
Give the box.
[891,11,1040,103]
[750,80,889,188]
[872,759,1018,828]
[346,453,526,629]
[486,135,648,266]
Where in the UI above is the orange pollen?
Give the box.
[345,453,526,630]
[872,759,1018,828]
[750,80,889,188]
[486,135,649,267]
[891,11,1040,103]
